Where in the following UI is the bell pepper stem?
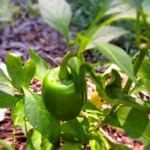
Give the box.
[58,50,77,80]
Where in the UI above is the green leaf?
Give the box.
[38,0,72,40]
[111,142,131,150]
[0,68,11,84]
[68,57,81,74]
[12,99,25,126]
[29,49,49,81]
[139,122,150,150]
[86,26,129,49]
[23,59,36,88]
[123,0,142,12]
[142,0,150,23]
[138,64,150,93]
[0,84,15,95]
[117,106,150,149]
[61,118,88,144]
[104,0,136,21]
[0,139,14,150]
[26,129,54,150]
[94,42,136,82]
[6,53,24,89]
[105,70,149,111]
[23,87,61,144]
[89,132,109,150]
[0,90,17,108]
[59,142,84,150]
[26,129,41,150]
[41,138,54,150]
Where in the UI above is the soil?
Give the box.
[0,0,147,150]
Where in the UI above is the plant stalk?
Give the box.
[58,50,77,80]
[123,43,150,94]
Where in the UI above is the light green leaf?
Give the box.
[123,0,142,11]
[0,68,11,84]
[94,42,136,82]
[68,57,81,74]
[23,59,36,88]
[29,49,49,81]
[86,26,129,49]
[6,53,24,89]
[0,90,17,108]
[12,99,25,126]
[0,84,15,95]
[23,87,61,144]
[89,134,108,150]
[138,64,150,93]
[41,138,54,150]
[38,0,72,40]
[0,139,14,150]
[59,142,84,150]
[104,0,136,23]
[142,0,150,23]
[26,130,42,150]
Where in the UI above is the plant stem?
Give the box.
[123,43,150,94]
[58,50,77,80]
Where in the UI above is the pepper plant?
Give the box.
[0,0,150,149]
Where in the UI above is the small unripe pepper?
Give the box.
[42,51,87,121]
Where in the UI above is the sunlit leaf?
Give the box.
[23,59,36,88]
[38,0,72,40]
[29,49,49,81]
[86,26,129,49]
[23,87,61,144]
[94,42,136,82]
[6,53,24,89]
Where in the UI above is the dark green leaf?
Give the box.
[59,142,84,150]
[23,87,61,144]
[38,0,72,40]
[111,142,131,150]
[138,64,150,93]
[29,49,49,81]
[23,59,36,88]
[105,70,149,111]
[61,118,89,144]
[0,90,17,108]
[117,106,150,149]
[95,42,136,82]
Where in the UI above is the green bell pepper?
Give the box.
[42,51,87,121]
